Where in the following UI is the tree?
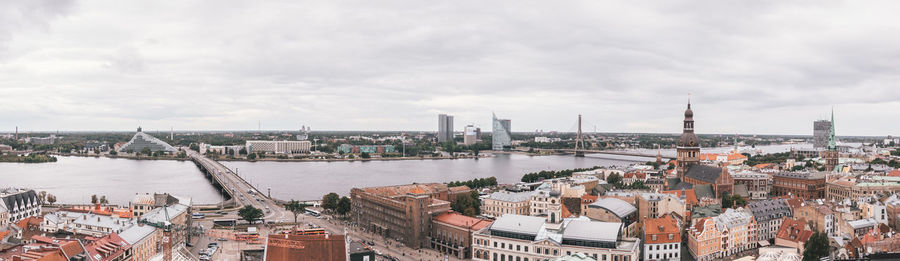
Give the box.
[606,173,622,185]
[100,195,109,204]
[722,194,747,209]
[141,147,152,156]
[285,200,307,224]
[238,205,264,224]
[91,194,98,204]
[47,194,57,205]
[802,231,830,261]
[247,153,257,160]
[189,143,200,152]
[109,150,117,155]
[791,165,805,171]
[337,196,351,216]
[322,193,340,212]
[450,191,482,217]
[360,152,371,159]
[239,147,248,155]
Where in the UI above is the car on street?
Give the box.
[217,238,227,241]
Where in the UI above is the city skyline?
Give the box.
[2,1,900,135]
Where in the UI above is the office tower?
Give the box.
[492,113,511,151]
[438,114,454,143]
[813,120,831,149]
[464,125,478,145]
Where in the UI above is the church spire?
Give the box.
[828,108,836,150]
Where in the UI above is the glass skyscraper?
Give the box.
[492,113,511,151]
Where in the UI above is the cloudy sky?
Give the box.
[1,0,898,136]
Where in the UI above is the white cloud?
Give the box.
[0,0,898,135]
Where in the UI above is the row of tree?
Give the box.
[520,166,604,183]
[604,173,650,190]
[447,177,497,189]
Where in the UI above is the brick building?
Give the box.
[772,172,826,200]
[430,212,493,259]
[350,183,460,249]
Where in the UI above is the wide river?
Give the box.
[0,143,813,205]
[0,156,224,205]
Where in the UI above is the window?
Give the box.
[494,242,497,248]
[524,246,528,252]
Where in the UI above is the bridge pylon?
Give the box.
[575,114,585,157]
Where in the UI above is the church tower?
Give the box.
[823,109,839,171]
[676,100,700,179]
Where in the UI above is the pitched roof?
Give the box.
[776,217,813,243]
[489,214,545,236]
[684,165,724,183]
[747,199,792,222]
[433,212,492,231]
[561,220,621,243]
[662,189,698,205]
[693,184,715,199]
[643,214,680,244]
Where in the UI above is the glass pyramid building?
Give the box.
[118,127,177,153]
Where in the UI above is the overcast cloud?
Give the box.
[1,0,899,136]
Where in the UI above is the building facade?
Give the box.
[732,171,772,200]
[813,120,831,149]
[350,183,454,249]
[1,188,41,223]
[826,178,900,201]
[747,199,793,242]
[438,114,454,143]
[584,198,638,237]
[492,113,512,151]
[772,172,826,200]
[464,125,478,145]
[430,212,493,259]
[246,140,311,154]
[688,208,757,261]
[643,214,681,261]
[482,191,532,218]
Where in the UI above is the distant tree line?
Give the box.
[448,177,497,189]
[521,166,603,183]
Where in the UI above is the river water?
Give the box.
[0,143,812,205]
[0,156,224,205]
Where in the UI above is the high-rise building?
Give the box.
[438,114,454,143]
[813,120,831,149]
[464,125,478,145]
[492,113,511,151]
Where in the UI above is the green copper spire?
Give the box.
[828,108,836,150]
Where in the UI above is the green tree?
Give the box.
[239,147,247,155]
[337,196,352,216]
[284,200,307,224]
[802,231,830,261]
[238,205,264,224]
[606,173,622,185]
[109,150,117,155]
[189,143,200,152]
[91,194,98,204]
[99,195,108,204]
[247,153,257,160]
[141,147,152,156]
[360,152,371,159]
[322,193,340,212]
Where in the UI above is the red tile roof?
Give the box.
[59,241,85,259]
[663,189,698,205]
[433,212,493,231]
[85,233,130,261]
[644,214,681,244]
[889,170,900,177]
[776,217,813,243]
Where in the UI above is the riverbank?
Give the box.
[53,152,191,161]
[214,154,491,162]
[0,154,58,163]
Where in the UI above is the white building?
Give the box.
[1,188,41,223]
[464,125,479,145]
[41,211,136,237]
[471,215,640,261]
[246,140,311,154]
[482,191,534,218]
